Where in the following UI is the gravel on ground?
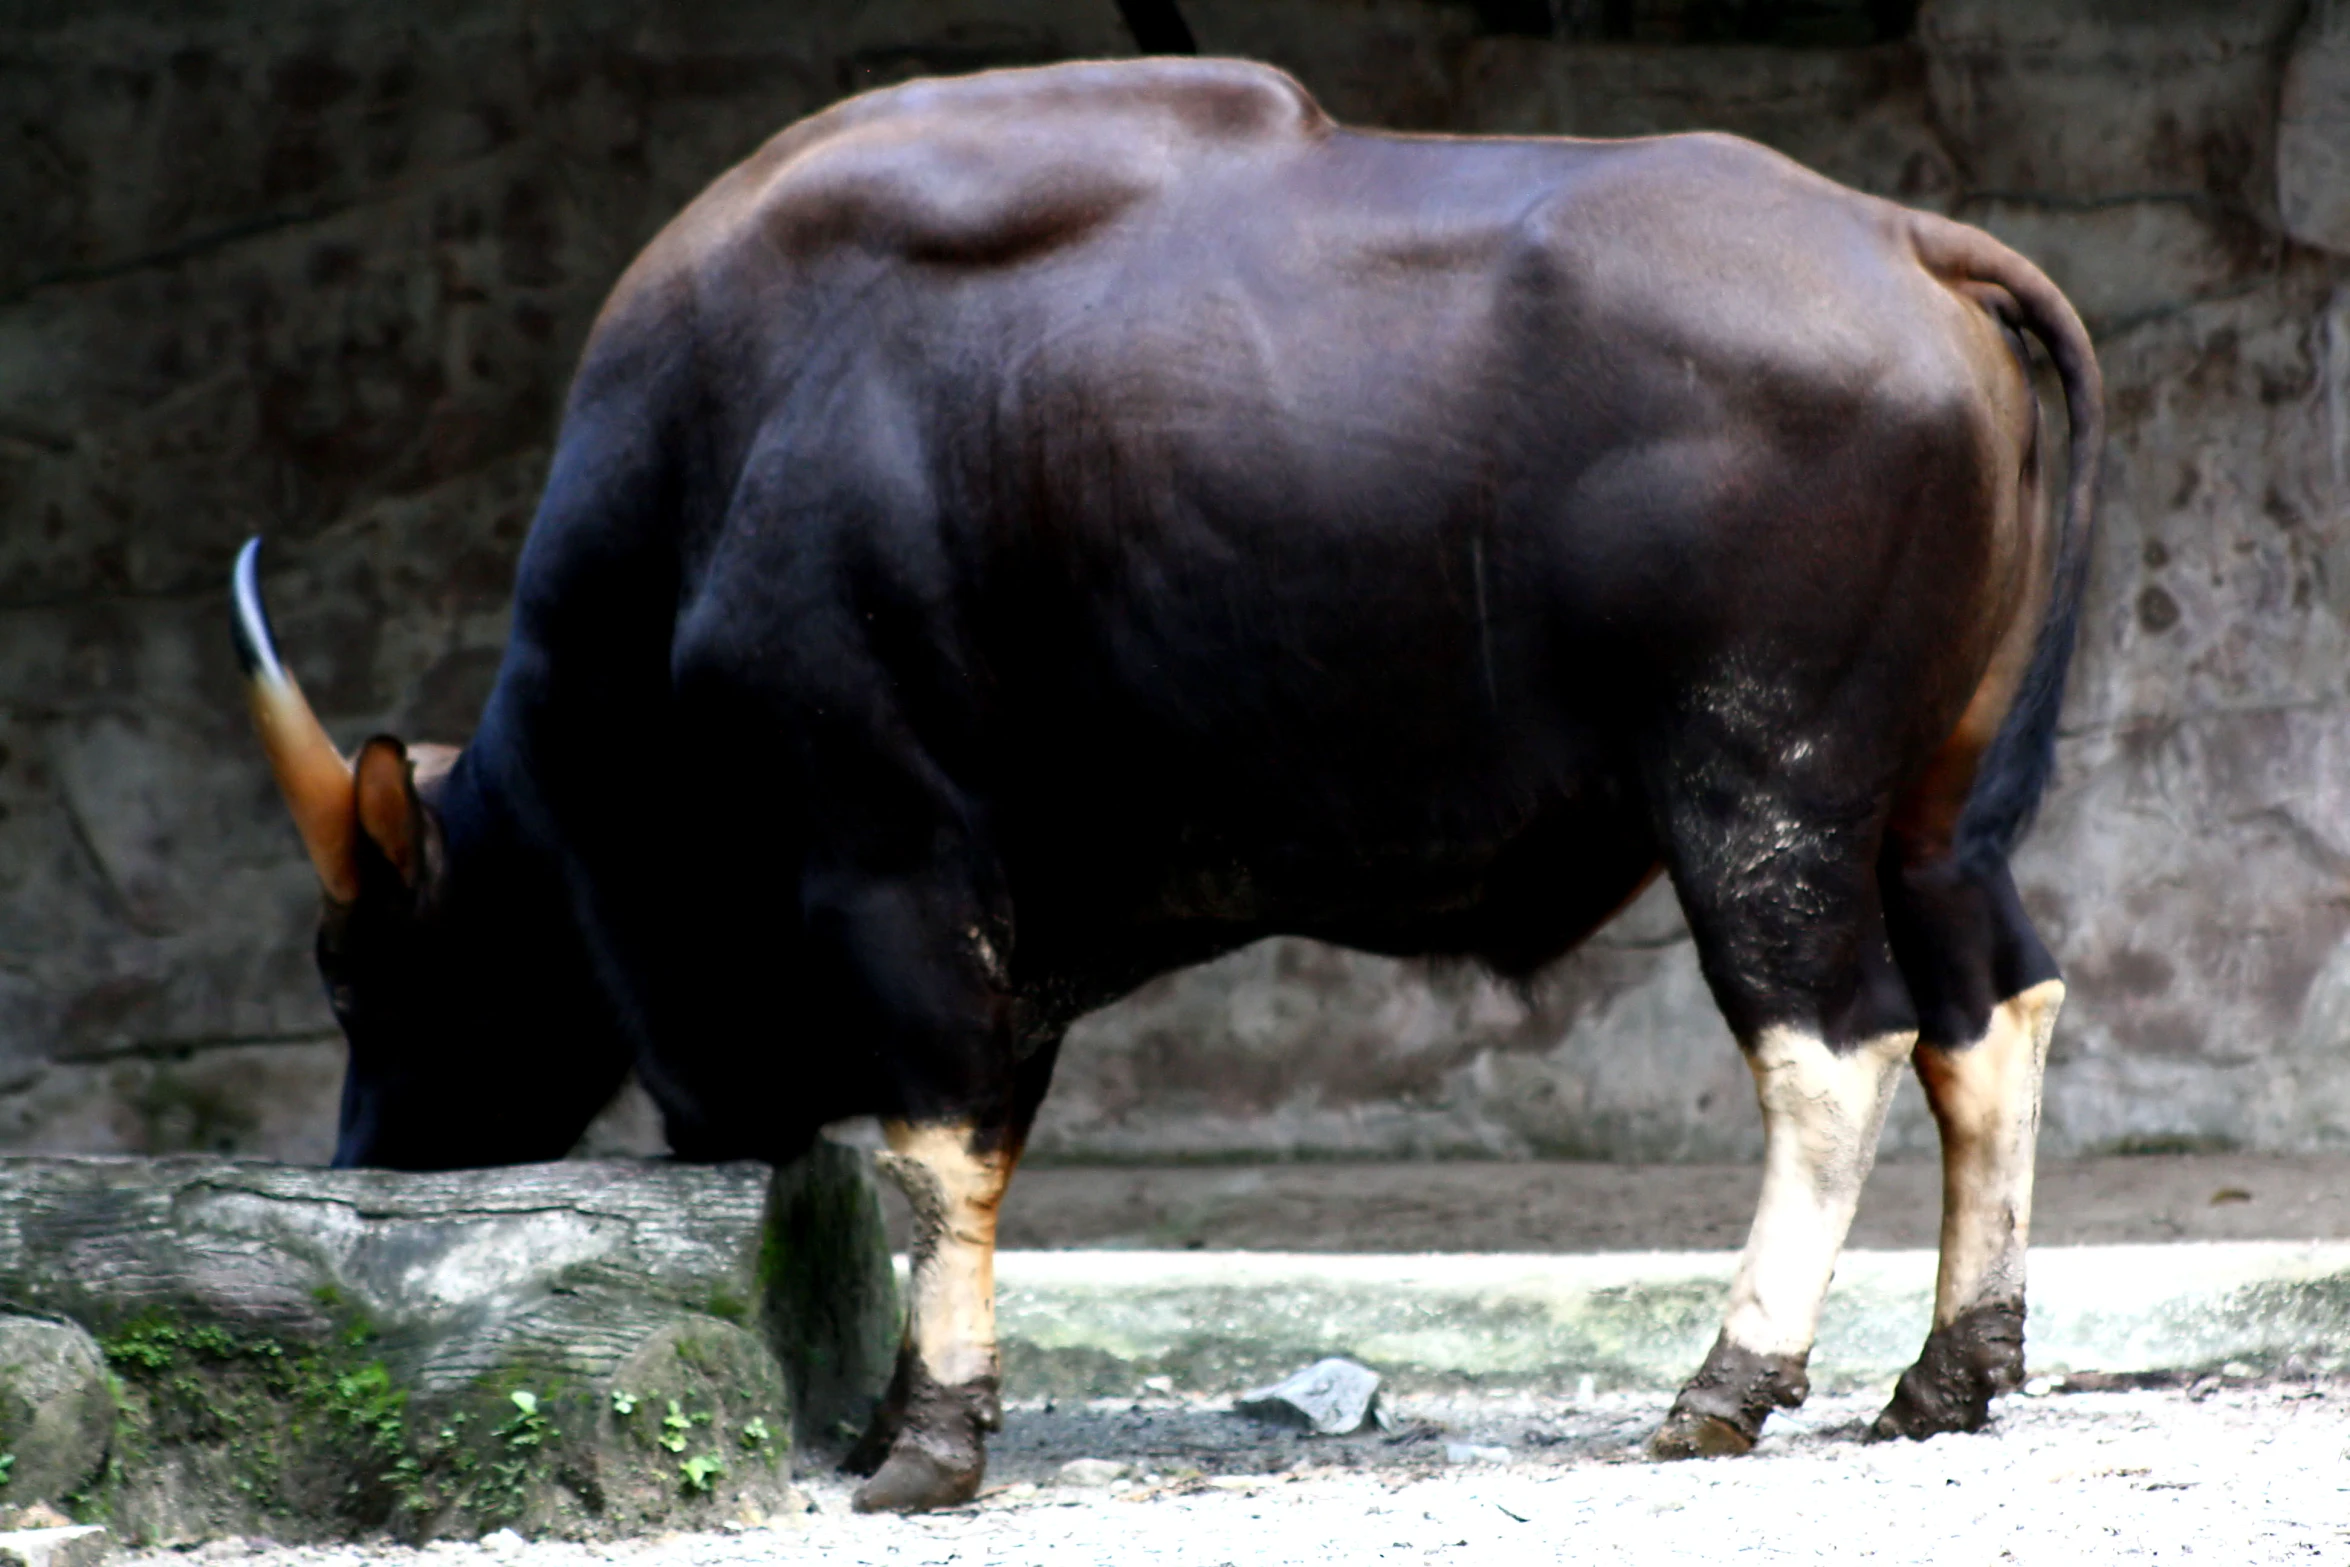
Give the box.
[128,1379,2350,1565]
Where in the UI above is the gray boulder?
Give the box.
[0,1319,112,1511]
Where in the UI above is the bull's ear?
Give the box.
[354,736,426,891]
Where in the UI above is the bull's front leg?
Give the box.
[1872,979,2062,1439]
[1651,1026,1914,1458]
[851,1121,1014,1513]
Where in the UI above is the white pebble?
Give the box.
[1057,1457,1132,1488]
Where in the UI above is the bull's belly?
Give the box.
[1014,761,1662,979]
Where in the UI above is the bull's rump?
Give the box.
[586,58,2038,939]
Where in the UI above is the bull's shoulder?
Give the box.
[717,58,1329,269]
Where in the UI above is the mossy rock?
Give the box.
[588,1319,793,1532]
[0,1150,894,1543]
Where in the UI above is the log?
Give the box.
[0,1146,895,1544]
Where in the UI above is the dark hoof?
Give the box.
[1648,1409,1755,1460]
[1867,1398,1942,1444]
[1652,1331,1810,1459]
[852,1442,985,1513]
[846,1362,999,1512]
[1869,1300,2025,1443]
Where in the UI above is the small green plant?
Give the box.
[388,1409,475,1515]
[99,1315,249,1372]
[659,1399,692,1454]
[501,1390,549,1451]
[101,1318,182,1370]
[466,1390,556,1521]
[0,1452,14,1487]
[312,1361,408,1456]
[610,1389,637,1417]
[740,1417,773,1451]
[679,1453,725,1495]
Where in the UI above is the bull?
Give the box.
[232,57,2099,1512]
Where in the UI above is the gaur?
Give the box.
[234,56,2099,1512]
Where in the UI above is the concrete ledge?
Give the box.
[976,1243,2350,1397]
[0,1527,108,1567]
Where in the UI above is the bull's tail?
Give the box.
[1914,215,2105,865]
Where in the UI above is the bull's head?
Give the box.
[233,539,627,1169]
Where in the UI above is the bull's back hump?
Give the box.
[723,58,1328,269]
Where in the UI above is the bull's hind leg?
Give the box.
[1646,771,1918,1460]
[1651,1021,1913,1457]
[1872,849,2063,1439]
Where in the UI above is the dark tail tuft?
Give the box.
[1917,218,2105,866]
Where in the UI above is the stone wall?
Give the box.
[4,0,2347,1163]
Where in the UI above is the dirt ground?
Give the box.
[946,1154,2350,1254]
[136,1380,2350,1565]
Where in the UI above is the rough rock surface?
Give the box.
[0,1319,113,1512]
[5,0,2350,1162]
[2281,0,2350,253]
[0,1148,894,1543]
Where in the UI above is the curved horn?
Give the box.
[234,538,359,902]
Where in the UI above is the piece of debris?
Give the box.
[1057,1458,1132,1489]
[0,1524,109,1567]
[2044,1369,2185,1395]
[477,1529,526,1556]
[1444,1443,1511,1465]
[1234,1357,1386,1435]
[2209,1187,2253,1206]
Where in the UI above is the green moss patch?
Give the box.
[80,1307,595,1541]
